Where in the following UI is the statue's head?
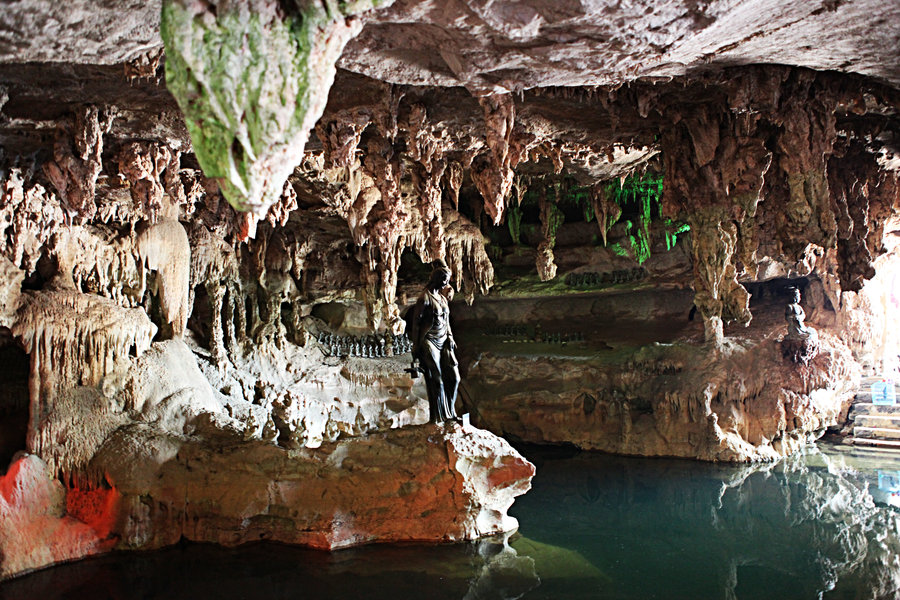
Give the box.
[786,286,801,303]
[428,260,452,290]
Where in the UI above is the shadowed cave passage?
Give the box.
[0,333,28,471]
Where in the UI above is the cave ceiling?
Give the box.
[0,0,900,181]
[0,0,898,331]
[2,0,899,89]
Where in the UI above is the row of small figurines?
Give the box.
[564,268,646,288]
[483,326,586,344]
[317,332,413,358]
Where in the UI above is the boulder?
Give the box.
[93,420,534,550]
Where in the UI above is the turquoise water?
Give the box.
[2,444,899,600]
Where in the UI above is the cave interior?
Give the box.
[0,0,899,587]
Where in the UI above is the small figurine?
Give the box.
[782,286,819,365]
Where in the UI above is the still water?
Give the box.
[2,444,899,600]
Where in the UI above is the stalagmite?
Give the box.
[536,190,561,282]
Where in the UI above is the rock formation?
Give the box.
[0,0,899,583]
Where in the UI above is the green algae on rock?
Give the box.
[160,0,392,216]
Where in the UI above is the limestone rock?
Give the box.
[340,0,900,90]
[43,105,115,221]
[12,287,157,478]
[0,454,114,580]
[466,333,858,462]
[0,255,23,328]
[90,420,533,551]
[118,339,226,435]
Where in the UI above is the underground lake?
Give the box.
[2,442,898,600]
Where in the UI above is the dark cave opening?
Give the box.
[187,284,211,346]
[0,330,29,473]
[311,301,348,331]
[744,276,812,306]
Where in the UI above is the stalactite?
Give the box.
[442,209,494,303]
[661,104,771,345]
[769,73,841,261]
[160,0,393,216]
[411,163,447,263]
[0,169,66,274]
[444,161,463,209]
[472,93,516,225]
[264,181,299,229]
[189,223,241,363]
[137,219,191,339]
[43,105,115,221]
[12,288,156,480]
[315,111,370,169]
[828,138,900,291]
[346,168,382,245]
[590,183,621,246]
[117,141,173,222]
[62,226,143,307]
[124,48,164,81]
[361,135,409,331]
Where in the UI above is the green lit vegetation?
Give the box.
[665,218,691,251]
[485,171,689,294]
[603,174,663,264]
[508,203,524,245]
[544,201,565,245]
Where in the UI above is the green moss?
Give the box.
[508,203,524,245]
[608,242,631,259]
[161,0,386,213]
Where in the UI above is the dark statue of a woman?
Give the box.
[410,262,460,423]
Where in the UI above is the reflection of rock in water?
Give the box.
[715,451,900,600]
[463,533,539,600]
[510,450,900,599]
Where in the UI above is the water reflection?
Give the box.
[511,446,900,599]
[2,445,899,600]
